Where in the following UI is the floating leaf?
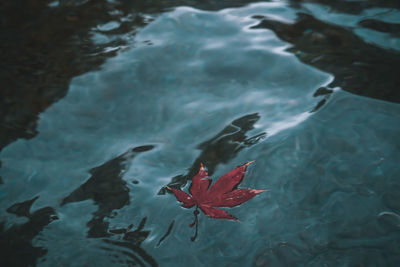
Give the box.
[168,162,265,240]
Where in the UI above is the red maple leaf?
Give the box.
[168,162,265,240]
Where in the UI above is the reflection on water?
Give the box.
[1,197,57,267]
[1,0,400,266]
[61,145,154,238]
[251,12,400,103]
[60,145,156,265]
[0,0,152,153]
[101,217,157,267]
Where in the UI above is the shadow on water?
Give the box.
[0,197,58,267]
[159,113,265,194]
[251,12,400,103]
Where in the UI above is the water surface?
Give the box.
[1,0,400,266]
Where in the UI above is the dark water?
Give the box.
[1,0,400,266]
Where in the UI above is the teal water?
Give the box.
[1,1,400,266]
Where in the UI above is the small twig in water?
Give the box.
[190,207,199,242]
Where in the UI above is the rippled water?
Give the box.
[1,1,400,266]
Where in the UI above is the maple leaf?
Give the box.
[168,162,265,240]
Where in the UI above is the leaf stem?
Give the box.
[190,206,199,242]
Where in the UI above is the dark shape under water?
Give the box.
[251,13,400,103]
[159,113,265,194]
[0,196,58,267]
